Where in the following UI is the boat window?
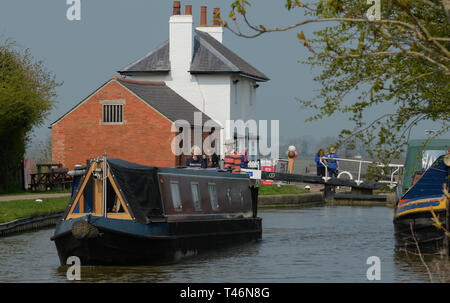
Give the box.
[227,188,232,204]
[209,183,219,210]
[191,182,201,211]
[170,181,182,210]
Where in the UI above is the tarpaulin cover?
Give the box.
[107,158,164,224]
[402,155,449,200]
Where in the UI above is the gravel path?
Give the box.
[0,193,71,202]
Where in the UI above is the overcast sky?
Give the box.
[1,0,447,150]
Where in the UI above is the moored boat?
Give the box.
[393,154,450,254]
[51,155,261,265]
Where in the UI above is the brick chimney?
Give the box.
[169,1,193,81]
[196,7,223,43]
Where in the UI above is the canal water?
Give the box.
[0,206,433,282]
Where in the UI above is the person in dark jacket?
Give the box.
[325,147,340,178]
[240,147,249,168]
[315,149,326,177]
[185,146,206,168]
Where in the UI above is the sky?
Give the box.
[0,0,447,152]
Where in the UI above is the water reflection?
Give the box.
[0,206,437,282]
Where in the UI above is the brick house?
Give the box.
[51,2,268,169]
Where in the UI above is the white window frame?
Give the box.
[191,182,202,211]
[170,181,182,211]
[208,183,219,210]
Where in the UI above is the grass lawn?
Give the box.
[257,184,310,196]
[0,196,70,223]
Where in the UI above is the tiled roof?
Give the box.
[118,32,269,81]
[117,78,213,126]
[190,30,269,81]
[119,41,170,74]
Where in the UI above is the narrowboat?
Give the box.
[393,154,450,254]
[51,155,261,265]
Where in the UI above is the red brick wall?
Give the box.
[52,79,177,170]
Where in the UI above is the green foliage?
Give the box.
[0,39,61,191]
[226,0,450,167]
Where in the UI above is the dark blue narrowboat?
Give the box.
[394,154,450,254]
[51,155,261,265]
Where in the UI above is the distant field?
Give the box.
[0,196,70,223]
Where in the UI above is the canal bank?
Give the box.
[258,193,324,208]
[0,195,70,237]
[0,212,63,237]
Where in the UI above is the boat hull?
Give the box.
[394,210,447,255]
[53,216,262,266]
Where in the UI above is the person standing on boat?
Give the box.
[211,152,219,168]
[185,146,206,168]
[224,139,242,173]
[315,149,326,177]
[325,147,340,178]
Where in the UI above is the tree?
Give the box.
[220,0,450,163]
[0,40,61,191]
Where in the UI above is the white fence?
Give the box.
[241,157,404,189]
[319,156,403,188]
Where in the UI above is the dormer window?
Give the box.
[101,100,125,124]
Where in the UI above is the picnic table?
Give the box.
[29,163,73,191]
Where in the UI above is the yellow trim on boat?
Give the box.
[395,196,446,218]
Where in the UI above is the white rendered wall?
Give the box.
[230,76,258,156]
[169,14,193,82]
[196,26,223,43]
[127,17,260,157]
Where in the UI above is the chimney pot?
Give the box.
[200,6,207,26]
[185,5,192,15]
[173,1,181,15]
[213,8,221,26]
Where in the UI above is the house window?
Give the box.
[170,181,182,210]
[191,182,201,211]
[209,183,219,210]
[101,100,125,124]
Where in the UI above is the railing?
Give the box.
[319,157,403,189]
